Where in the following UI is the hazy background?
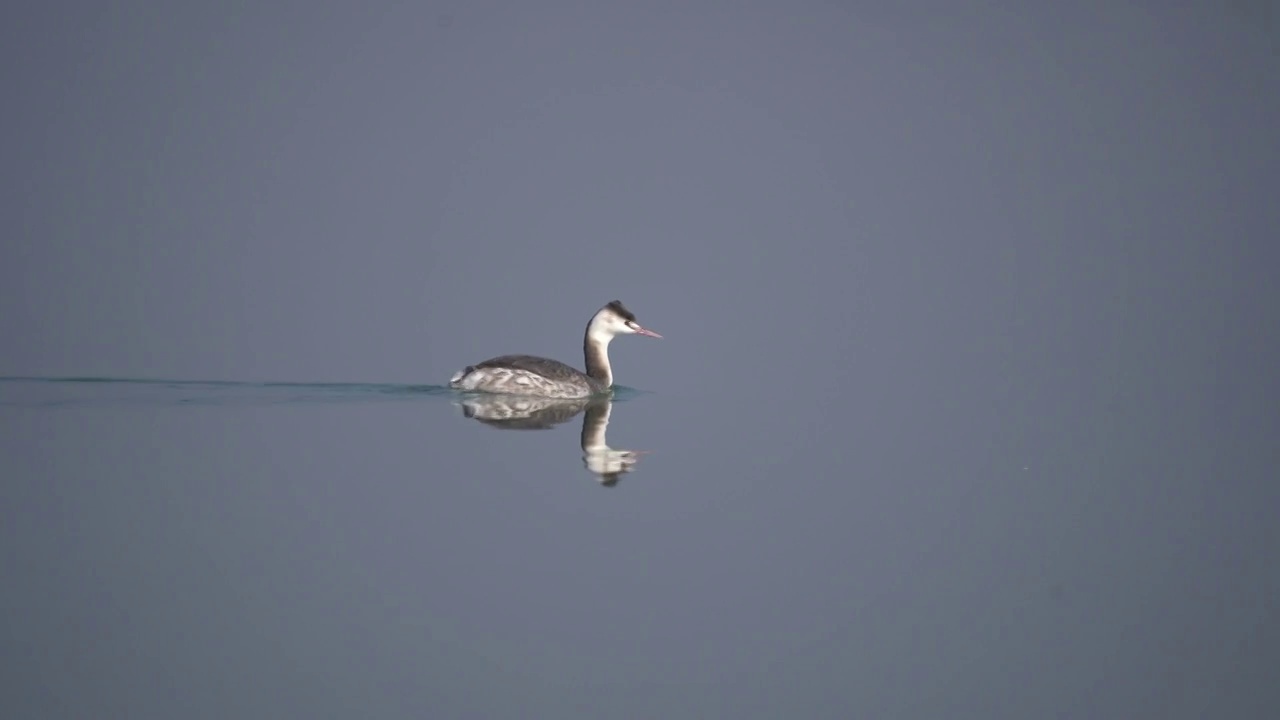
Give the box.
[3,1,1278,718]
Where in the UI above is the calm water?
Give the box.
[1,375,1275,718]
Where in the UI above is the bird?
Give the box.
[449,300,661,399]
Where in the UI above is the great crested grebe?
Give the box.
[449,300,661,399]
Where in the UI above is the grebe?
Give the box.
[449,300,661,399]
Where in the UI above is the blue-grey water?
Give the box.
[5,2,1279,717]
[2,372,1276,718]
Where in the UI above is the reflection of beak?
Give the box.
[633,325,663,338]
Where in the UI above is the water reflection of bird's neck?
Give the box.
[581,399,638,487]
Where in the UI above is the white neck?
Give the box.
[583,324,616,386]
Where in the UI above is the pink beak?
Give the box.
[633,325,662,338]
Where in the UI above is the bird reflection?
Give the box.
[454,394,646,486]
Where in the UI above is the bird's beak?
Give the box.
[633,324,662,338]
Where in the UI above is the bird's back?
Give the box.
[450,354,603,398]
[472,354,585,380]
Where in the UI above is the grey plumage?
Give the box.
[449,300,660,399]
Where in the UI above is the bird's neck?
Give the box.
[583,330,614,387]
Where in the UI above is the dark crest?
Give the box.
[605,300,636,322]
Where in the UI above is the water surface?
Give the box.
[1,375,1276,718]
